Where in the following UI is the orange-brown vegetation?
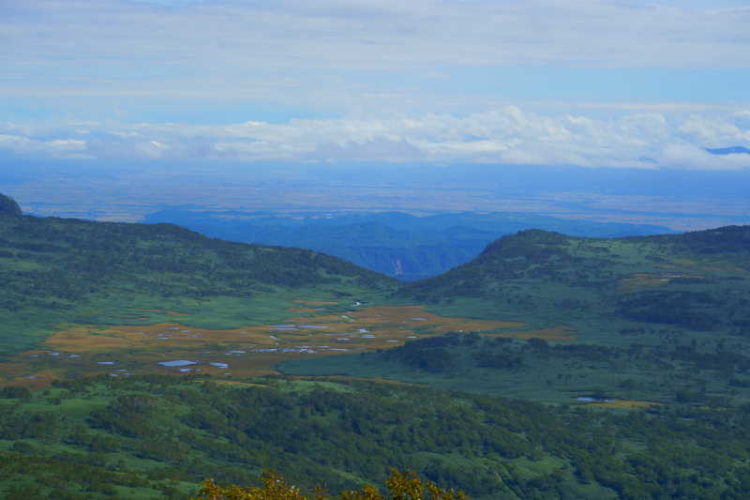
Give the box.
[195,469,468,500]
[288,375,425,388]
[584,399,661,409]
[207,380,271,389]
[619,273,704,293]
[292,305,524,335]
[483,325,575,341]
[138,309,190,316]
[2,304,571,387]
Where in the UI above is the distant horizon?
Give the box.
[1,160,748,231]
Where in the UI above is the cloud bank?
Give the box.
[1,1,748,170]
[2,107,750,169]
[2,0,750,111]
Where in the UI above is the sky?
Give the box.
[2,0,750,169]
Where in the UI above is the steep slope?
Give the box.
[402,226,750,331]
[0,199,396,354]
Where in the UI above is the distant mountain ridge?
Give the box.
[143,209,675,281]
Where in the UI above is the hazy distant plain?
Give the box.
[3,161,749,231]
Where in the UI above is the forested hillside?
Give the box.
[2,376,749,499]
[286,226,750,408]
[402,226,750,331]
[0,193,22,216]
[0,194,395,354]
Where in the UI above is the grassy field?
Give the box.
[1,299,534,388]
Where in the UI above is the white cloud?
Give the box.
[3,0,747,174]
[658,143,750,170]
[2,107,750,169]
[0,133,90,159]
[678,113,750,147]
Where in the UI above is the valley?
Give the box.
[2,192,750,499]
[141,209,675,281]
[2,194,750,408]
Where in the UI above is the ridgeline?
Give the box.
[402,226,750,331]
[0,193,21,216]
[0,192,395,354]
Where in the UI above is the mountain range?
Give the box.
[143,209,674,281]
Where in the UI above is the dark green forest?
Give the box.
[282,331,750,407]
[2,375,750,499]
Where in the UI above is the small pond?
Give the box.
[158,360,197,367]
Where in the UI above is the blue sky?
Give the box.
[1,0,749,168]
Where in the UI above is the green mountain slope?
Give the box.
[284,226,750,407]
[402,226,750,331]
[0,193,22,216]
[0,194,396,354]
